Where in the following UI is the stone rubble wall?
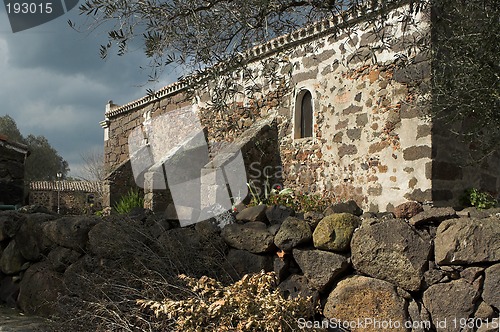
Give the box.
[0,145,27,206]
[0,202,499,331]
[28,190,98,215]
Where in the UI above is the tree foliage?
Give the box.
[0,115,70,181]
[71,0,372,72]
[0,115,24,143]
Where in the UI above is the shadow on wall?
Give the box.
[430,1,500,206]
[104,117,283,220]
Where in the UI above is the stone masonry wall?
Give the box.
[193,2,432,212]
[0,142,27,206]
[104,2,432,212]
[29,191,97,215]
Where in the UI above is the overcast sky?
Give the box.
[0,5,177,178]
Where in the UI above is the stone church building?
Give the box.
[100,0,499,217]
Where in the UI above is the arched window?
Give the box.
[294,90,313,139]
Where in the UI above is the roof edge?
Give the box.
[0,134,30,154]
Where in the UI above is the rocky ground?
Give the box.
[0,305,52,331]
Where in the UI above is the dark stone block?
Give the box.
[432,190,454,202]
[393,61,431,85]
[333,132,343,143]
[404,189,432,202]
[347,128,362,141]
[433,162,463,181]
[315,49,336,62]
[400,103,426,119]
[338,144,358,158]
[416,124,431,139]
[356,113,368,126]
[480,173,498,193]
[403,146,432,161]
[347,47,372,64]
[226,249,273,279]
[354,92,362,102]
[292,69,319,83]
[324,200,363,216]
[359,31,378,46]
[342,105,363,115]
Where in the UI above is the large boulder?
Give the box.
[47,246,82,273]
[324,200,363,216]
[0,211,25,240]
[351,218,431,292]
[265,205,294,224]
[312,213,361,252]
[274,217,312,251]
[18,262,66,317]
[278,274,320,306]
[0,240,26,275]
[43,216,100,252]
[221,222,275,253]
[422,279,480,332]
[409,207,456,226]
[434,217,500,265]
[63,255,100,298]
[292,248,349,291]
[324,275,409,332]
[226,249,273,279]
[482,264,500,310]
[15,213,57,261]
[0,276,20,306]
[393,201,423,219]
[236,205,268,223]
[87,221,146,259]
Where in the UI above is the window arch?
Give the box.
[294,89,313,139]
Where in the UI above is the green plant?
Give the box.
[113,189,144,214]
[247,178,331,213]
[246,177,278,206]
[137,271,319,332]
[461,188,498,209]
[268,190,330,213]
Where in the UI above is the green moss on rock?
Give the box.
[312,213,361,252]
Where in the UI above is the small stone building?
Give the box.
[29,181,102,214]
[100,0,499,215]
[0,135,29,206]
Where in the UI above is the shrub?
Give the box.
[113,189,144,214]
[248,180,330,213]
[137,271,319,332]
[460,188,498,209]
[52,216,233,332]
[268,190,330,213]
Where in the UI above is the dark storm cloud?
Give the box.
[0,6,178,177]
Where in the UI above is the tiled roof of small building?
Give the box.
[29,181,102,192]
